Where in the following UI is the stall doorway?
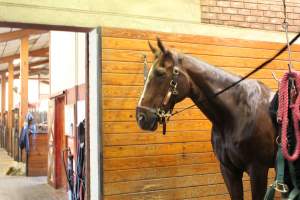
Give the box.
[0,23,97,200]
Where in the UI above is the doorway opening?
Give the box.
[0,23,96,200]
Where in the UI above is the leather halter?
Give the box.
[137,56,182,135]
[157,66,180,135]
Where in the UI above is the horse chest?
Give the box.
[211,128,247,169]
[213,135,241,156]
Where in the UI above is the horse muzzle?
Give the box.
[136,106,158,131]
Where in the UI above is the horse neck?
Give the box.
[182,55,242,129]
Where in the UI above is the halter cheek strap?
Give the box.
[157,55,183,135]
[158,66,180,135]
[162,67,180,106]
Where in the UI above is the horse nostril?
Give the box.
[138,114,145,122]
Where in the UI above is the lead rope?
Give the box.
[278,72,300,161]
[278,0,300,162]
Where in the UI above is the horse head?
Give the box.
[136,38,191,131]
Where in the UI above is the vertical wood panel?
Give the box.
[47,99,55,186]
[1,72,7,152]
[7,62,13,156]
[1,72,5,121]
[27,134,48,176]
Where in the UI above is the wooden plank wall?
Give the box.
[101,27,299,199]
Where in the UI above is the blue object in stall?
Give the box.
[19,113,37,152]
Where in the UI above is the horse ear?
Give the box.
[148,41,157,54]
[157,37,173,68]
[157,37,166,53]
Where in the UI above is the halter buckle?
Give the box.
[156,109,171,120]
[170,80,177,88]
[170,80,178,95]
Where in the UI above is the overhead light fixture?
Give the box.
[13,58,20,65]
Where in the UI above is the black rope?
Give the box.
[162,117,167,135]
[171,32,300,116]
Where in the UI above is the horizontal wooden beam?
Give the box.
[14,67,49,79]
[0,29,48,42]
[29,59,49,68]
[13,77,49,81]
[40,80,49,84]
[0,48,48,64]
[1,67,49,80]
[0,59,49,73]
[30,48,49,57]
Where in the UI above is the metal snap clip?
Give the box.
[274,181,289,193]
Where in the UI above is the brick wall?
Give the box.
[201,0,300,32]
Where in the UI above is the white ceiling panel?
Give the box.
[0,63,7,71]
[11,28,20,32]
[39,74,49,79]
[37,33,49,46]
[0,27,11,34]
[4,40,19,56]
[29,34,41,41]
[31,57,47,61]
[2,49,17,57]
[30,45,42,51]
[29,39,36,45]
[31,63,49,68]
[0,44,5,55]
[31,34,49,50]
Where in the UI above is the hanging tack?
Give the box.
[282,0,293,73]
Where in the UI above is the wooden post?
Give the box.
[8,62,14,156]
[1,72,6,151]
[1,72,6,123]
[19,37,29,137]
[38,74,40,100]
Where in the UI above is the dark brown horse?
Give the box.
[136,39,277,200]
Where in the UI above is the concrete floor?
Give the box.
[0,148,67,200]
[0,148,25,175]
[0,176,67,200]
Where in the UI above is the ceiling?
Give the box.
[0,27,49,79]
